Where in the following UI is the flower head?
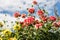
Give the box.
[34,20,40,24]
[0,21,4,27]
[2,29,11,35]
[28,8,35,13]
[35,22,43,29]
[49,16,56,21]
[13,24,20,30]
[41,16,47,22]
[57,21,60,26]
[32,1,37,5]
[21,14,26,18]
[13,12,21,18]
[0,38,2,40]
[52,22,59,27]
[37,10,44,16]
[24,16,35,25]
[40,15,47,22]
[8,37,17,40]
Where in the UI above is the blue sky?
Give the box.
[56,2,60,16]
[49,2,60,16]
[0,0,60,16]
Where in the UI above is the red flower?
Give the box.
[35,23,43,29]
[20,22,24,24]
[33,1,37,5]
[42,17,47,22]
[22,23,28,28]
[21,14,26,18]
[34,20,40,24]
[24,16,35,25]
[40,16,47,22]
[49,16,56,21]
[28,16,35,21]
[28,8,35,13]
[13,12,21,18]
[37,10,44,16]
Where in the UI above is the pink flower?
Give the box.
[52,22,59,27]
[49,16,56,21]
[37,10,44,16]
[28,8,35,13]
[57,21,60,26]
[21,14,26,18]
[33,1,37,5]
[35,23,43,29]
[13,12,21,18]
[24,16,35,25]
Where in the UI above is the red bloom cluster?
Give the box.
[37,9,48,22]
[24,16,35,25]
[13,1,60,29]
[13,12,27,18]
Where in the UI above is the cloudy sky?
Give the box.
[0,0,60,16]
